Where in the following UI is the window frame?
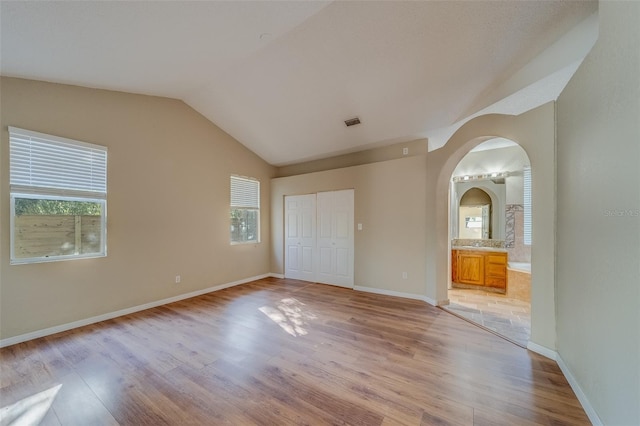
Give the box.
[9,127,108,265]
[230,175,260,245]
[523,166,532,246]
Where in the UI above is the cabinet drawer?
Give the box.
[486,263,506,277]
[485,276,506,289]
[486,254,507,265]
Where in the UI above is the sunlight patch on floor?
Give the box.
[259,297,317,337]
[0,384,62,426]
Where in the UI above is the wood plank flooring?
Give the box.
[0,278,590,425]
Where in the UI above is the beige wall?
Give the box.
[426,103,557,349]
[271,155,427,297]
[556,1,640,424]
[275,138,428,178]
[0,77,275,340]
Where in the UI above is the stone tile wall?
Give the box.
[505,204,531,262]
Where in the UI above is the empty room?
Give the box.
[0,1,638,425]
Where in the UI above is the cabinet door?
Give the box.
[457,253,484,285]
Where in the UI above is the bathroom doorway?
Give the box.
[444,138,532,347]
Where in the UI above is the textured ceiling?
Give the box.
[0,1,597,166]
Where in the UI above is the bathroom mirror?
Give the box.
[452,181,505,240]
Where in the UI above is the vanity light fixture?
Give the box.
[452,171,511,183]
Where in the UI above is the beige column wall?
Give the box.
[556,1,640,424]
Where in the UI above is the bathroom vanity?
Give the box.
[451,247,508,293]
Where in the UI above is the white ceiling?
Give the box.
[0,1,597,166]
[471,138,519,153]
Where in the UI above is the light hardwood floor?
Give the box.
[0,278,589,425]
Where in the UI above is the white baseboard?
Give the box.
[352,286,451,308]
[556,354,603,426]
[423,296,438,306]
[527,341,602,426]
[353,285,428,303]
[526,341,558,360]
[424,296,450,306]
[0,273,277,348]
[269,273,285,279]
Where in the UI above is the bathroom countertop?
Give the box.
[452,246,508,253]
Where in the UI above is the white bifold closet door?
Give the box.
[284,194,316,282]
[284,189,354,288]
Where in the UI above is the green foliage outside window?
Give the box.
[230,208,258,243]
[14,198,102,216]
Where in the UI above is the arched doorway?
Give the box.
[443,138,532,347]
[424,104,558,355]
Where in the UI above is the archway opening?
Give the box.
[443,137,532,347]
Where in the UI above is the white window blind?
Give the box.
[9,127,107,197]
[230,176,259,209]
[523,166,532,245]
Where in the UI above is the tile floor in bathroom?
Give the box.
[443,288,531,347]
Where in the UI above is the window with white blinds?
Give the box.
[9,127,107,197]
[523,166,532,246]
[230,176,260,244]
[9,127,107,264]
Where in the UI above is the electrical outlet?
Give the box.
[402,147,409,155]
[402,272,408,279]
[175,275,181,284]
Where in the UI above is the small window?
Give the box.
[9,127,107,264]
[523,166,532,246]
[230,176,260,244]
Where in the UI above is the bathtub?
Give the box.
[508,262,531,273]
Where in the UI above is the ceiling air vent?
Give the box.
[344,117,361,127]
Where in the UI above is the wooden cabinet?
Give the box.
[451,251,457,282]
[452,249,507,292]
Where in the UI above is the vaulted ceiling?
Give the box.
[0,1,598,166]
